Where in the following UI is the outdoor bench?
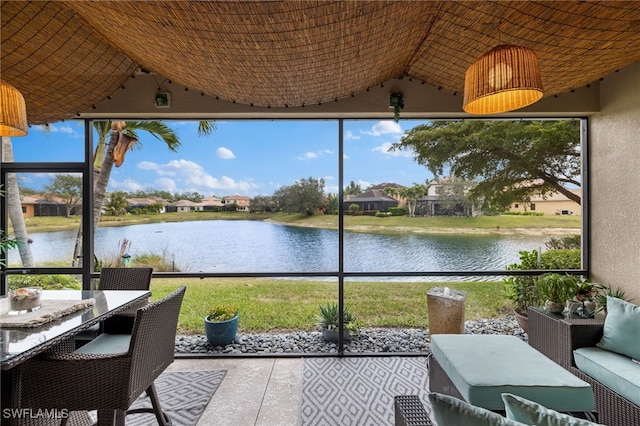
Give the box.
[428,334,595,415]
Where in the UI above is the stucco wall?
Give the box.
[589,62,640,302]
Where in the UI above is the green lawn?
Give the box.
[18,211,580,235]
[148,278,511,335]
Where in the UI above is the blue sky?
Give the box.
[10,119,435,197]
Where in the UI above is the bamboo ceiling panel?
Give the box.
[2,1,640,124]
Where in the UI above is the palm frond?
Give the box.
[123,120,181,152]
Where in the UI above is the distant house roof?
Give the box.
[347,189,396,202]
[368,182,405,191]
[126,197,166,206]
[225,195,250,201]
[22,194,67,205]
[170,199,203,207]
[201,196,224,207]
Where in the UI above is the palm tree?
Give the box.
[71,120,215,266]
[1,137,34,267]
[384,184,426,217]
[103,191,129,216]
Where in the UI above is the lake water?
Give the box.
[10,220,550,280]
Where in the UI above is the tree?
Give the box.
[383,183,426,217]
[434,177,476,216]
[273,177,325,215]
[44,174,83,217]
[103,191,129,216]
[344,181,362,196]
[391,120,581,210]
[1,137,34,267]
[326,193,339,215]
[250,195,275,213]
[72,120,215,266]
[0,185,22,267]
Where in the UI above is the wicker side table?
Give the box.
[527,307,604,370]
[394,395,432,426]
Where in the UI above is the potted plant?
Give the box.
[565,278,601,316]
[204,304,239,347]
[504,250,545,332]
[536,273,577,314]
[316,302,359,343]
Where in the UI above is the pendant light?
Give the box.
[0,81,28,136]
[463,45,543,114]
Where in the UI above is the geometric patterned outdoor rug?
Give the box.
[127,370,226,426]
[300,357,433,426]
[80,370,226,426]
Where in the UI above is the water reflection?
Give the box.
[10,220,550,278]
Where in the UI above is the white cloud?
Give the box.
[363,121,403,136]
[216,147,235,159]
[345,130,360,140]
[133,159,258,195]
[325,184,339,194]
[359,180,372,190]
[299,152,318,159]
[372,142,414,157]
[110,177,144,192]
[154,177,176,192]
[33,123,82,138]
[297,149,333,160]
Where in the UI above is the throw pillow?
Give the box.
[596,296,640,360]
[502,393,604,426]
[428,392,525,426]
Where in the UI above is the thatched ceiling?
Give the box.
[2,1,640,124]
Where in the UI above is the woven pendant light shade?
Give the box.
[0,81,28,136]
[463,45,543,114]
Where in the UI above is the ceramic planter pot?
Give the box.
[513,310,529,334]
[205,314,239,347]
[322,328,351,343]
[544,300,565,314]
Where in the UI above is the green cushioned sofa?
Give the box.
[567,297,640,426]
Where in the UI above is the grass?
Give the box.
[147,277,511,335]
[16,211,580,235]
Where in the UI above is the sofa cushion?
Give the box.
[428,392,525,426]
[574,346,640,406]
[502,393,604,425]
[597,296,640,360]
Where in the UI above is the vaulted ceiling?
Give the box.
[2,1,640,124]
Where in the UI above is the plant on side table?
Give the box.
[566,278,602,317]
[536,273,577,314]
[204,304,239,347]
[316,302,360,343]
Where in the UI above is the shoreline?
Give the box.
[21,213,581,237]
[265,218,580,236]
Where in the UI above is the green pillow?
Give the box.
[428,392,525,426]
[596,296,640,360]
[502,393,604,426]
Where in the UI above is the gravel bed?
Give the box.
[175,315,526,355]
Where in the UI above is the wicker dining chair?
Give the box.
[75,267,153,346]
[20,286,186,426]
[98,267,153,334]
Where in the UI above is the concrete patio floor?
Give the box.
[167,358,303,426]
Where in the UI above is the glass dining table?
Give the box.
[1,289,151,424]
